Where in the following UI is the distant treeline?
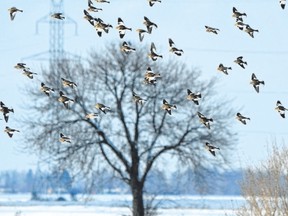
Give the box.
[0,168,243,196]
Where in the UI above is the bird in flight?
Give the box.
[133,91,146,105]
[8,7,23,21]
[95,103,111,114]
[94,17,113,37]
[234,56,247,69]
[121,41,136,53]
[148,0,161,7]
[136,29,148,42]
[250,73,265,93]
[236,113,250,125]
[197,112,213,129]
[61,78,77,89]
[280,0,286,9]
[234,21,248,31]
[205,142,220,156]
[59,133,71,143]
[244,25,259,38]
[161,99,177,115]
[85,113,99,119]
[275,100,288,118]
[4,126,20,138]
[58,91,75,109]
[14,63,29,70]
[83,10,98,26]
[144,67,161,85]
[95,0,110,3]
[40,83,55,97]
[22,69,37,79]
[186,89,201,105]
[217,63,232,75]
[143,16,158,34]
[0,102,14,123]
[205,25,220,34]
[116,18,132,39]
[232,7,247,22]
[51,13,65,20]
[88,0,102,12]
[168,38,184,56]
[148,42,163,61]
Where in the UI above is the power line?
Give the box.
[239,130,288,135]
[184,47,288,55]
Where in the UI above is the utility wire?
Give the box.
[184,47,288,55]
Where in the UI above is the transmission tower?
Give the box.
[24,0,79,71]
[49,0,65,66]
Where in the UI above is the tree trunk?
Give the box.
[131,178,145,216]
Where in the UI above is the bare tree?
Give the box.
[238,144,288,216]
[22,43,236,216]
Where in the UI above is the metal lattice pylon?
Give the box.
[49,0,65,66]
[23,0,79,71]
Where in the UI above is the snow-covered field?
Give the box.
[0,194,244,216]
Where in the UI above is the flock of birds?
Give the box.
[1,0,287,157]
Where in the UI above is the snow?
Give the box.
[0,206,238,216]
[0,194,243,216]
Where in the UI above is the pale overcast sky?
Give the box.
[1,0,288,171]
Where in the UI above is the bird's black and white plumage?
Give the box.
[205,142,220,156]
[217,63,232,75]
[4,126,20,138]
[143,16,158,34]
[144,67,161,85]
[148,0,161,7]
[121,41,136,53]
[275,100,288,118]
[136,29,148,42]
[236,113,250,125]
[22,69,37,79]
[59,133,71,143]
[186,89,201,105]
[234,21,247,31]
[234,56,247,69]
[148,42,163,61]
[95,103,111,114]
[93,17,113,37]
[197,112,213,129]
[280,0,286,9]
[244,25,259,38]
[250,73,265,93]
[61,78,77,89]
[40,83,55,97]
[168,38,184,56]
[51,13,65,20]
[161,99,177,115]
[205,25,220,34]
[83,9,98,26]
[133,91,146,105]
[8,7,23,21]
[95,0,110,3]
[88,0,102,12]
[14,63,29,70]
[232,7,247,22]
[116,18,132,39]
[58,91,75,109]
[85,113,99,119]
[0,102,14,123]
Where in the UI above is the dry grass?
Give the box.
[238,145,288,216]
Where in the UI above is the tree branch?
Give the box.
[141,126,193,185]
[99,143,130,184]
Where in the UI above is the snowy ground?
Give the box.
[0,194,244,216]
[0,206,238,216]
